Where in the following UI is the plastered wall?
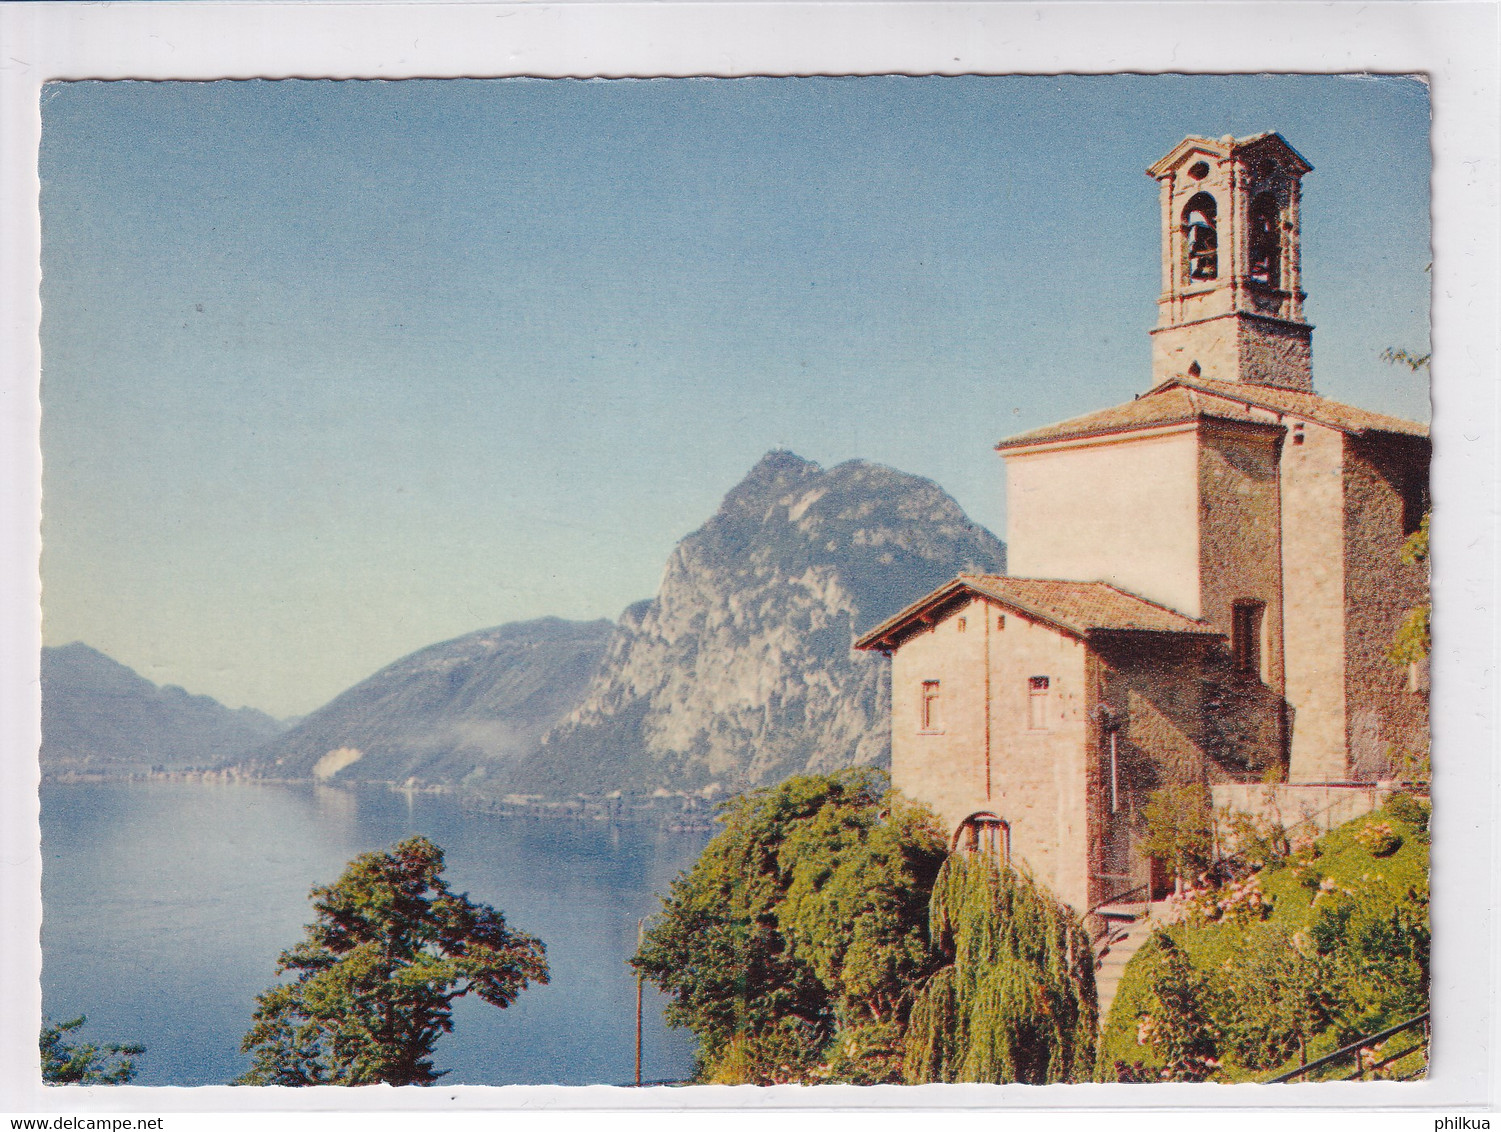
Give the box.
[889,597,1092,909]
[1005,429,1201,616]
[1278,419,1349,781]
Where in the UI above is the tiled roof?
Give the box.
[1146,132,1313,178]
[995,387,1267,449]
[855,574,1218,652]
[1161,377,1430,439]
[996,378,1428,450]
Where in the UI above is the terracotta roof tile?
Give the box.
[855,574,1218,651]
[995,387,1266,449]
[997,378,1428,450]
[1162,377,1430,439]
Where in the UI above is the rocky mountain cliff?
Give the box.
[246,617,615,787]
[41,643,286,776]
[499,451,1006,797]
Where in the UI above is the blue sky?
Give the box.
[39,75,1432,716]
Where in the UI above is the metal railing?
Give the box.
[1265,1012,1430,1083]
[1085,877,1152,958]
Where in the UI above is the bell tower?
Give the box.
[1147,132,1314,392]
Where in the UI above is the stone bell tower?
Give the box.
[1147,132,1314,392]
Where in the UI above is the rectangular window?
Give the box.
[1232,601,1265,677]
[1407,657,1430,695]
[1028,676,1050,730]
[1401,474,1429,537]
[920,681,941,731]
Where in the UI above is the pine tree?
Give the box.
[40,1016,143,1084]
[237,836,547,1086]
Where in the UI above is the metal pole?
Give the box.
[635,919,644,1087]
[1109,730,1119,813]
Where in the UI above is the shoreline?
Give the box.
[39,767,722,832]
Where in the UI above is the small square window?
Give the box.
[956,617,967,633]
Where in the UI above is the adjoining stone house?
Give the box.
[855,132,1430,910]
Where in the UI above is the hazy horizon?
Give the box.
[40,75,1432,716]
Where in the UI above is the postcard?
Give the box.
[1,1,1496,1119]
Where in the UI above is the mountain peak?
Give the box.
[750,448,821,478]
[518,451,1008,797]
[719,450,824,512]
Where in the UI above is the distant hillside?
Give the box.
[41,643,285,776]
[245,617,615,788]
[500,450,1007,797]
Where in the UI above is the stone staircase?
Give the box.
[1092,902,1173,1026]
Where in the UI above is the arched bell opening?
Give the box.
[952,812,1010,860]
[1181,191,1219,283]
[1248,192,1282,288]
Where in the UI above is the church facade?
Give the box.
[855,133,1430,912]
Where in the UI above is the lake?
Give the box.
[40,780,713,1087]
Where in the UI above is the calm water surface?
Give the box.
[40,780,711,1086]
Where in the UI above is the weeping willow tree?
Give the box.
[903,853,1098,1083]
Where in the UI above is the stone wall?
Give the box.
[1195,421,1289,778]
[1088,634,1215,906]
[1236,316,1313,392]
[1343,433,1431,780]
[1197,421,1285,684]
[1149,315,1312,391]
[1212,781,1394,837]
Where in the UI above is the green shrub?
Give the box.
[1141,785,1214,888]
[1100,803,1429,1082]
[1112,932,1223,1082]
[1384,792,1430,833]
[1218,924,1335,1072]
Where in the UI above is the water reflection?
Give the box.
[41,780,710,1086]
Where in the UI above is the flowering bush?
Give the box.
[1354,820,1402,858]
[1172,873,1272,927]
[1217,806,1292,873]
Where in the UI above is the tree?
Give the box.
[1379,346,1431,372]
[1219,925,1335,1071]
[1141,784,1214,892]
[40,1016,143,1085]
[902,853,1097,1084]
[1129,932,1223,1081]
[632,769,947,1084]
[237,836,547,1086]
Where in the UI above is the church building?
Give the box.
[855,133,1430,912]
